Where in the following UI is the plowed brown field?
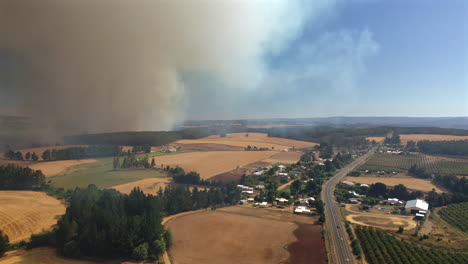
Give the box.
[166,206,325,264]
[0,191,65,243]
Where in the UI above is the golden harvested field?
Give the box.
[111,177,171,195]
[175,133,317,150]
[166,206,325,264]
[400,134,468,145]
[156,151,277,179]
[346,175,443,192]
[262,151,303,164]
[0,191,65,243]
[0,248,109,264]
[366,136,385,143]
[29,159,97,177]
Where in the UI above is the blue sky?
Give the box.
[184,0,468,119]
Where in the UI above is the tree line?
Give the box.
[41,146,122,161]
[0,164,45,190]
[113,155,155,169]
[417,140,468,156]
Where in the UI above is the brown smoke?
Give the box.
[0,0,333,139]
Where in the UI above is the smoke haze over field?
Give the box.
[0,0,341,136]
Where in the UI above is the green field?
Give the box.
[439,202,468,233]
[50,158,168,190]
[359,153,468,176]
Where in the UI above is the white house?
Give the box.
[255,185,265,190]
[342,181,355,186]
[253,170,264,176]
[405,199,429,214]
[242,190,253,195]
[294,206,311,215]
[275,198,288,203]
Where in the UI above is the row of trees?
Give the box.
[4,150,39,161]
[42,146,122,161]
[0,165,45,190]
[113,155,155,169]
[417,140,468,156]
[335,182,424,203]
[132,145,151,153]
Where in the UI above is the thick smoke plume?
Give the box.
[1,0,335,138]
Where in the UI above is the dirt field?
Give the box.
[175,133,317,150]
[156,151,277,179]
[0,248,115,264]
[261,151,303,164]
[166,206,325,264]
[344,204,417,231]
[28,159,97,177]
[366,137,385,143]
[346,175,443,192]
[400,134,468,145]
[0,191,65,243]
[111,177,171,195]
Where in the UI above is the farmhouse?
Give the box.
[299,197,315,206]
[242,190,254,195]
[255,184,265,190]
[294,206,312,215]
[383,198,403,205]
[342,181,355,186]
[275,198,288,204]
[405,199,429,214]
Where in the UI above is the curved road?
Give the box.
[321,146,378,264]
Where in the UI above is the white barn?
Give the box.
[405,199,429,214]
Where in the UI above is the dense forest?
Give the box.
[417,140,468,156]
[37,183,240,261]
[0,165,45,190]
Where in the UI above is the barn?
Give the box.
[405,199,429,214]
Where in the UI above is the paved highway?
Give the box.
[321,146,378,264]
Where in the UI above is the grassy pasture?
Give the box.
[359,153,468,176]
[49,157,166,189]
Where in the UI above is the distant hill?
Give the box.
[183,117,468,130]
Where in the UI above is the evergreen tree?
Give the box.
[0,229,9,257]
[31,152,39,161]
[25,152,31,160]
[42,150,51,161]
[151,158,156,168]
